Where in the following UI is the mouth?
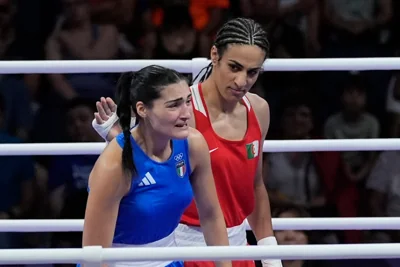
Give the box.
[229,87,245,96]
[175,122,188,128]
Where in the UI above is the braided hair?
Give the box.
[193,18,269,83]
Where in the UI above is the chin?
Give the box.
[170,127,190,139]
[224,88,246,101]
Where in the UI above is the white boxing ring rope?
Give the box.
[0,217,400,232]
[2,244,400,265]
[0,138,399,155]
[1,57,400,74]
[1,58,400,264]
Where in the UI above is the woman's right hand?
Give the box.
[95,97,117,124]
[93,97,122,142]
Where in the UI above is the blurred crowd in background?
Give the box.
[0,0,400,266]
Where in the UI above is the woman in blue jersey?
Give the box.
[82,65,231,267]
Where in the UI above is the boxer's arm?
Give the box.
[246,93,282,267]
[82,140,128,251]
[246,93,274,239]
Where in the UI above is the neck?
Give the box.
[134,123,171,160]
[202,76,239,114]
[342,110,361,122]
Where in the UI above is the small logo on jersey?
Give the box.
[138,172,156,187]
[176,160,186,178]
[209,147,218,153]
[174,153,184,161]
[246,140,259,159]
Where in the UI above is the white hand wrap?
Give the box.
[258,236,283,267]
[92,113,137,141]
[92,112,119,141]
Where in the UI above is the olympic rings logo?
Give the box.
[174,153,184,161]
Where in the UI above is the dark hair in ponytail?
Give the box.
[193,17,269,84]
[116,65,187,177]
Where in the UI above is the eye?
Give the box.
[167,102,179,108]
[248,69,259,77]
[229,64,240,72]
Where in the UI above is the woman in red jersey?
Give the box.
[92,18,281,267]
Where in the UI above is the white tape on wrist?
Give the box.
[258,236,283,267]
[92,112,119,141]
[257,236,278,246]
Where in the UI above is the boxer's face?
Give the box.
[136,80,192,140]
[210,44,265,102]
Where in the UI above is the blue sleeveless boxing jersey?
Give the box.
[113,133,194,245]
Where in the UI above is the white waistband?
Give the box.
[175,220,247,246]
[110,231,177,267]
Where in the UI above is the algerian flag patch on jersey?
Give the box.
[246,140,259,159]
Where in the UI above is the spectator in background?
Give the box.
[45,0,119,100]
[0,0,15,59]
[365,150,400,243]
[265,95,333,216]
[0,75,33,141]
[276,0,320,58]
[273,205,327,267]
[142,4,209,60]
[238,0,320,58]
[0,0,33,141]
[324,75,379,185]
[87,0,137,26]
[265,93,360,243]
[273,206,393,267]
[385,68,400,137]
[150,0,230,37]
[48,98,101,218]
[319,0,393,122]
[0,92,35,249]
[48,98,101,259]
[273,205,392,266]
[321,0,392,58]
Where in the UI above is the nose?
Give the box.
[234,72,247,88]
[181,102,192,120]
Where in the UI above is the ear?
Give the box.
[135,101,147,119]
[210,46,219,65]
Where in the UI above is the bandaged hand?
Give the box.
[92,97,137,141]
[92,97,121,141]
[258,236,283,267]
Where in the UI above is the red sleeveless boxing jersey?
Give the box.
[181,83,262,228]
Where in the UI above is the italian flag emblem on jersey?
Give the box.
[176,160,186,178]
[246,140,259,159]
